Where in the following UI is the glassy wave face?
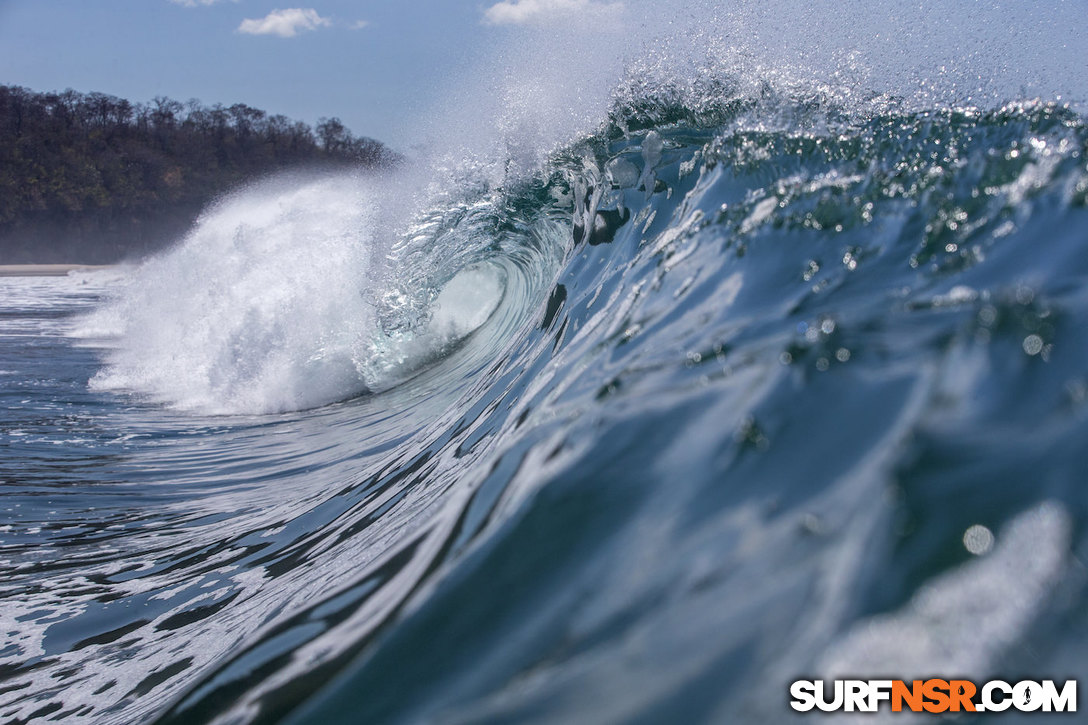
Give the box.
[3,91,1088,724]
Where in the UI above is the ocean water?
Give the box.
[4,6,1088,724]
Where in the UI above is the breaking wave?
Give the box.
[4,3,1088,723]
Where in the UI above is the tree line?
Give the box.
[0,85,398,263]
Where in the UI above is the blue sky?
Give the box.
[0,0,586,149]
[1,1,1086,153]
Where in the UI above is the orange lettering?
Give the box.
[949,680,977,712]
[923,679,950,713]
[892,680,924,712]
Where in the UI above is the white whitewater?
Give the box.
[77,174,504,414]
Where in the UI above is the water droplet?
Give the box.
[1023,334,1044,356]
[963,524,994,555]
[800,513,825,536]
[1015,285,1035,305]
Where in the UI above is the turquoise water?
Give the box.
[3,83,1088,725]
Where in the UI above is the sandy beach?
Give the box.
[0,264,115,277]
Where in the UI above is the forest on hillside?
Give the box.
[0,85,397,263]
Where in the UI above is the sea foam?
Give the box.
[78,174,503,415]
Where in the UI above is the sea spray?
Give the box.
[77,173,435,414]
[77,170,532,414]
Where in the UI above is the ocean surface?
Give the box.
[3,15,1088,723]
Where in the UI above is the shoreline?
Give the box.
[0,264,116,278]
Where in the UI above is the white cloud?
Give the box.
[238,8,332,37]
[483,0,624,26]
[349,20,370,30]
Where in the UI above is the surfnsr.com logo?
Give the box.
[790,679,1077,714]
